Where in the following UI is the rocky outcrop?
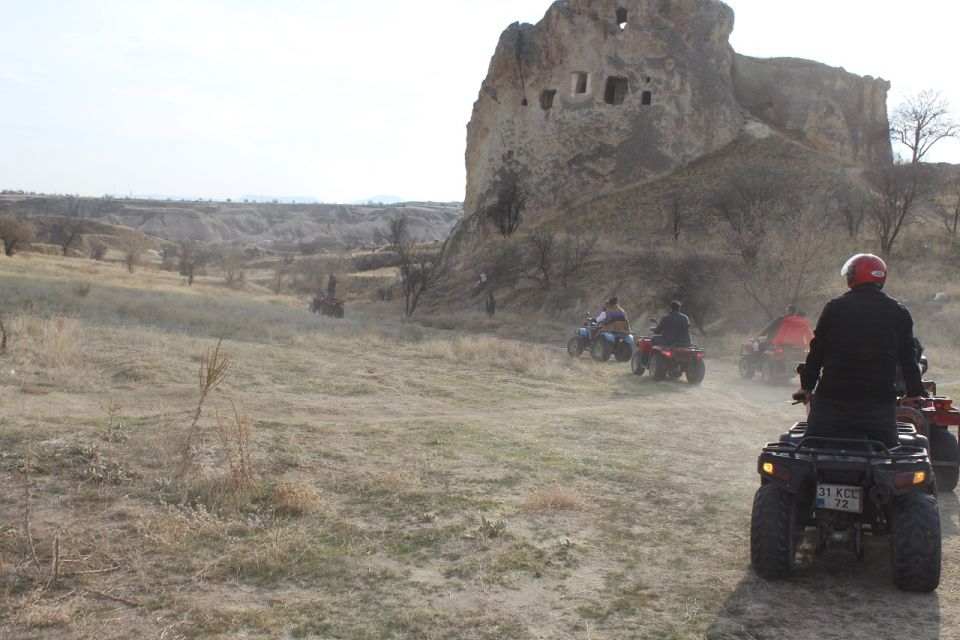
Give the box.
[465,0,744,220]
[464,0,892,226]
[732,55,892,165]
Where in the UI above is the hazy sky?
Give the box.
[1,0,958,203]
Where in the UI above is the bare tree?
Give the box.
[177,239,208,285]
[215,246,247,287]
[0,215,35,256]
[667,191,686,244]
[890,90,959,165]
[89,240,108,261]
[53,218,84,256]
[483,166,527,237]
[940,176,960,238]
[710,165,791,264]
[273,253,295,293]
[381,213,444,315]
[122,240,141,273]
[518,230,555,291]
[836,186,869,240]
[866,164,923,258]
[558,229,598,288]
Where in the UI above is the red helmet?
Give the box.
[841,254,887,289]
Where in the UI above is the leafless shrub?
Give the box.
[522,484,586,512]
[177,239,208,285]
[52,218,84,256]
[519,230,555,290]
[558,229,597,288]
[177,338,230,484]
[939,175,960,237]
[73,283,92,298]
[0,215,36,256]
[273,253,295,293]
[215,246,247,287]
[835,185,869,240]
[215,399,256,492]
[710,164,794,264]
[270,482,322,516]
[121,240,141,273]
[88,240,108,261]
[0,308,7,354]
[380,213,444,316]
[482,165,527,237]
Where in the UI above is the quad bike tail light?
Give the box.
[696,353,704,359]
[894,471,926,488]
[933,399,953,412]
[762,462,791,481]
[663,350,672,358]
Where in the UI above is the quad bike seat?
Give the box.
[778,421,929,451]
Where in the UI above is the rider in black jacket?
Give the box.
[794,254,923,446]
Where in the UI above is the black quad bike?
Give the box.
[739,339,806,385]
[750,419,941,592]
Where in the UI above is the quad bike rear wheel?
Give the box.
[750,484,797,579]
[889,492,941,592]
[761,360,777,386]
[750,483,797,580]
[334,306,344,318]
[929,428,960,492]
[650,353,668,381]
[686,358,706,385]
[591,339,612,362]
[630,351,646,376]
[739,356,755,379]
[567,337,584,358]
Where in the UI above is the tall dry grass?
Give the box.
[420,334,581,379]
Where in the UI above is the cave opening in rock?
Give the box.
[540,89,556,110]
[572,72,589,95]
[604,76,628,105]
[616,7,627,31]
[641,90,652,106]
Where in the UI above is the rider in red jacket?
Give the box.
[771,313,813,348]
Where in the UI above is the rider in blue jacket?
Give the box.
[652,301,692,346]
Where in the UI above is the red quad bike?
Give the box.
[630,336,706,384]
[739,339,807,386]
[751,406,941,592]
[895,381,960,493]
[309,294,345,318]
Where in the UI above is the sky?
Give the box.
[1,0,958,203]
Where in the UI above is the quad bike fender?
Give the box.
[757,452,813,494]
[871,460,938,498]
[577,327,591,338]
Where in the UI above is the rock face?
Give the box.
[464,0,891,222]
[732,55,892,165]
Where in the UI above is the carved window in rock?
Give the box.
[616,7,628,31]
[641,90,652,106]
[604,76,628,105]
[540,89,557,110]
[571,72,590,96]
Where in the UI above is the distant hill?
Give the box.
[351,195,404,205]
[0,196,462,251]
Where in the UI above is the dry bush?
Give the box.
[88,240,108,261]
[270,482,323,516]
[522,484,586,512]
[215,400,256,492]
[14,316,86,370]
[177,338,230,483]
[72,283,91,298]
[0,215,36,256]
[0,307,7,354]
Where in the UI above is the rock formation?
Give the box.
[464,0,892,224]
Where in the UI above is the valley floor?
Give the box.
[0,255,957,639]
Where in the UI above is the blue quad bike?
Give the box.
[567,317,635,363]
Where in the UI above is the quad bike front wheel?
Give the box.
[686,358,706,385]
[739,356,755,379]
[750,484,797,580]
[889,492,941,592]
[630,351,646,376]
[567,337,584,358]
[591,340,612,362]
[929,428,960,492]
[649,353,668,381]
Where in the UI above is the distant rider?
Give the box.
[771,310,813,348]
[794,254,924,447]
[756,304,796,352]
[652,300,692,347]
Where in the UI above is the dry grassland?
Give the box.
[0,254,958,639]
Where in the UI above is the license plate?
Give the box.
[816,484,862,513]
